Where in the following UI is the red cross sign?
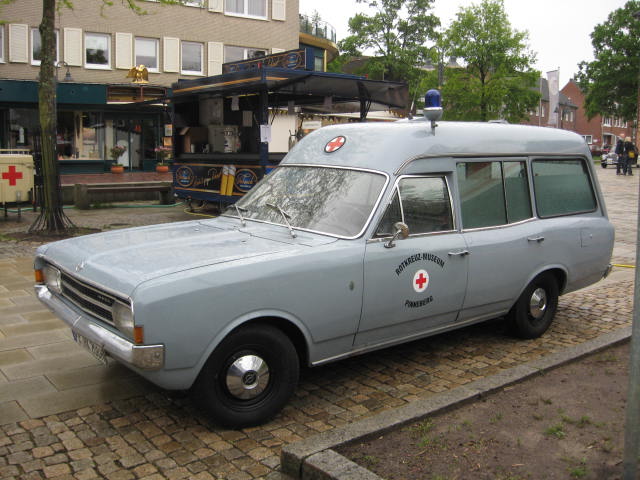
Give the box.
[1,166,23,186]
[325,136,346,153]
[413,269,430,293]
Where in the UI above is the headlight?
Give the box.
[43,264,62,294]
[112,301,134,338]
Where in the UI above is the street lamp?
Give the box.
[421,55,462,87]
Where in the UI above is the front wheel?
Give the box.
[194,324,299,428]
[507,273,559,339]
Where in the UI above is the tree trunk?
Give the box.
[29,0,75,235]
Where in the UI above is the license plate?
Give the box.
[73,331,108,365]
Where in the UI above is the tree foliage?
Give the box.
[338,0,439,94]
[443,0,539,122]
[576,1,640,121]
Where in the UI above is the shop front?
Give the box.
[0,79,167,173]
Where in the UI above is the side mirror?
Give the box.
[384,222,409,249]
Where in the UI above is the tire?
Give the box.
[194,324,299,428]
[508,273,559,339]
[601,163,607,168]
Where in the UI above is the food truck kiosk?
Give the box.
[170,48,408,208]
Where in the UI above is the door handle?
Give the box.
[527,236,545,243]
[448,250,470,256]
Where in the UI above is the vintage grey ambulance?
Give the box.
[35,117,614,428]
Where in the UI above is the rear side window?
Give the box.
[375,176,454,236]
[532,159,596,217]
[457,161,532,229]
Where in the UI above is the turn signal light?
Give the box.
[34,269,44,284]
[133,326,144,345]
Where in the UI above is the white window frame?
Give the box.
[602,117,612,127]
[223,44,267,63]
[184,0,205,6]
[181,41,204,75]
[224,0,268,20]
[31,28,59,66]
[0,26,4,63]
[582,135,593,145]
[85,32,111,69]
[135,37,159,72]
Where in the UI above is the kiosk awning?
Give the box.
[171,68,408,112]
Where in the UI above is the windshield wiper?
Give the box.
[232,204,247,227]
[266,203,297,238]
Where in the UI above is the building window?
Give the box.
[0,26,5,62]
[533,105,546,117]
[562,110,573,122]
[223,45,267,63]
[85,32,110,69]
[31,28,59,65]
[225,0,267,19]
[135,37,158,71]
[582,135,593,145]
[602,117,612,127]
[181,41,203,75]
[613,117,628,128]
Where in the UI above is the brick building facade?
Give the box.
[561,79,633,154]
[0,0,300,171]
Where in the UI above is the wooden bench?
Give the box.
[74,183,174,209]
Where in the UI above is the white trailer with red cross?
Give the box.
[0,150,34,218]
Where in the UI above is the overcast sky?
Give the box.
[299,0,628,87]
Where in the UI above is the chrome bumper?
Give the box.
[35,284,164,370]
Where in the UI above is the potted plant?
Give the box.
[109,145,127,173]
[154,146,172,173]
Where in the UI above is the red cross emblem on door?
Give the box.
[325,136,346,153]
[1,166,23,186]
[413,269,429,293]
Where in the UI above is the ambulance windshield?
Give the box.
[224,165,387,238]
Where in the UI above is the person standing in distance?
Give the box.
[615,136,625,175]
[623,136,637,176]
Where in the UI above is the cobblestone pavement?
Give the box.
[0,167,636,480]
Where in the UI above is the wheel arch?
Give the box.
[240,316,309,369]
[510,266,567,312]
[545,267,567,295]
[190,311,311,389]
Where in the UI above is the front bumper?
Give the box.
[35,284,164,370]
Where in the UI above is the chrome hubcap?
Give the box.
[225,355,270,400]
[529,287,547,319]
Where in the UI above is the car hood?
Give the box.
[38,218,336,296]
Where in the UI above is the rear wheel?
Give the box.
[194,324,299,428]
[508,273,558,339]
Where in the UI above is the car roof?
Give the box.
[282,120,591,176]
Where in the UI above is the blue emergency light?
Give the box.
[423,89,443,133]
[425,89,441,108]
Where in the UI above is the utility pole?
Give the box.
[623,15,640,480]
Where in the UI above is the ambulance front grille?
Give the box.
[60,272,120,326]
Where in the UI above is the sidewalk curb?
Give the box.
[281,326,632,480]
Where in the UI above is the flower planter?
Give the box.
[156,165,169,173]
[111,165,124,174]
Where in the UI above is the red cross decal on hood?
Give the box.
[325,136,346,153]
